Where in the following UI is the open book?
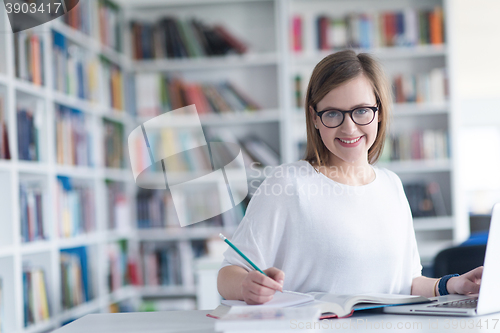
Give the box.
[308,292,432,318]
[208,291,432,320]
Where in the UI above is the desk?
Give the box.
[52,309,500,333]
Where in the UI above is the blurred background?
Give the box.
[0,0,499,332]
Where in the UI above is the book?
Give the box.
[19,182,45,243]
[60,247,93,309]
[22,266,50,327]
[14,30,44,85]
[210,292,431,320]
[309,7,444,51]
[56,176,96,238]
[103,119,124,169]
[131,17,247,60]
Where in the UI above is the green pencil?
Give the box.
[219,233,268,276]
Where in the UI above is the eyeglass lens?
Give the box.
[321,108,375,128]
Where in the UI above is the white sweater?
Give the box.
[221,160,422,295]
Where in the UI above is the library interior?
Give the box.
[0,0,499,332]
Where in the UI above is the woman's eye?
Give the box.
[354,108,368,115]
[325,111,341,118]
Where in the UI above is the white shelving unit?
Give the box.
[0,0,469,331]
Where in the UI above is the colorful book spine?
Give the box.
[60,247,92,309]
[305,6,444,51]
[52,30,97,101]
[19,182,45,243]
[0,96,10,160]
[62,0,91,35]
[55,105,93,167]
[141,242,183,287]
[106,180,129,231]
[103,119,124,169]
[56,176,95,238]
[100,57,124,111]
[22,267,50,327]
[14,30,44,85]
[99,0,122,52]
[108,240,142,292]
[131,17,247,60]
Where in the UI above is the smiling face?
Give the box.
[310,74,379,166]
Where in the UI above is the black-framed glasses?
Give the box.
[314,105,379,128]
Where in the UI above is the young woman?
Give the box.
[217,50,482,305]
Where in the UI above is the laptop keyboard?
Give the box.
[429,298,478,309]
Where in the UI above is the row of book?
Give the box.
[14,30,44,86]
[0,97,10,159]
[380,130,450,162]
[99,0,122,52]
[106,181,130,231]
[136,189,226,229]
[404,181,447,217]
[135,74,260,118]
[53,30,99,102]
[101,58,125,111]
[392,68,447,104]
[131,17,247,60]
[60,247,93,310]
[103,119,124,169]
[22,266,50,327]
[56,176,95,238]
[108,240,142,292]
[61,0,92,35]
[55,104,93,167]
[292,6,444,51]
[20,182,45,243]
[17,107,41,162]
[141,241,194,287]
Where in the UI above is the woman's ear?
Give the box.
[309,106,319,129]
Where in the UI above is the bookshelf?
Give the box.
[0,0,469,331]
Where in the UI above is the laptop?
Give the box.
[384,203,500,316]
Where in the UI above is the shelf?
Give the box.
[103,169,133,182]
[138,166,262,187]
[106,230,136,242]
[20,240,53,255]
[0,246,14,258]
[292,44,447,66]
[57,233,102,249]
[17,161,49,174]
[137,227,227,241]
[55,165,97,179]
[108,285,137,303]
[14,79,47,98]
[22,319,56,333]
[57,298,102,324]
[140,285,196,298]
[376,159,452,173]
[133,53,279,72]
[393,102,449,116]
[413,216,454,231]
[0,160,12,170]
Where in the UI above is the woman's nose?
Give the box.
[340,113,358,133]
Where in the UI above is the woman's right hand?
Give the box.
[240,267,285,305]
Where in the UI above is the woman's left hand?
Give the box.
[447,266,483,295]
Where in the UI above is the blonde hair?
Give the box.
[304,50,392,166]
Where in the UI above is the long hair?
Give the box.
[304,50,392,166]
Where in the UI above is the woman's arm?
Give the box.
[411,266,483,297]
[217,265,284,304]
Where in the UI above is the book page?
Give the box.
[221,290,314,308]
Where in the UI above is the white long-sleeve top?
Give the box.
[221,160,422,295]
